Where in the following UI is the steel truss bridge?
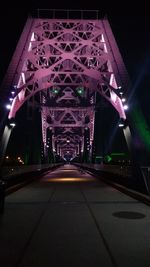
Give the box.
[0,9,135,166]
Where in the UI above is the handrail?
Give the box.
[35,9,101,19]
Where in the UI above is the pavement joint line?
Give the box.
[6,200,139,205]
[14,186,56,267]
[80,186,118,267]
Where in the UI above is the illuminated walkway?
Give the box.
[0,164,150,267]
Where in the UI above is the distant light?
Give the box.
[46,145,49,148]
[118,86,122,89]
[6,104,11,110]
[44,177,94,183]
[67,140,70,143]
[11,91,15,95]
[9,98,13,101]
[121,98,126,102]
[123,105,128,110]
[6,156,9,159]
[119,92,123,95]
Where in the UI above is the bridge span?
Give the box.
[0,164,150,267]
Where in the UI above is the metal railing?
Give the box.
[1,163,62,178]
[140,166,150,195]
[35,9,101,19]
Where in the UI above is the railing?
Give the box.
[1,163,62,178]
[140,166,150,195]
[74,163,150,195]
[75,163,132,177]
[34,9,101,19]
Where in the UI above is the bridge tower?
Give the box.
[0,10,132,165]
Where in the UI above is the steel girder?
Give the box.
[1,18,130,160]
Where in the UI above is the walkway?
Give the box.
[0,164,150,267]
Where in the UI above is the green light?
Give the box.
[105,155,112,162]
[131,103,150,152]
[77,87,84,95]
[111,152,126,156]
[52,87,59,94]
[53,89,58,94]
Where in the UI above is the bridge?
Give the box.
[0,9,150,267]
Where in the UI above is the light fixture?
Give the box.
[6,104,11,110]
[118,118,127,128]
[10,122,16,127]
[8,118,16,128]
[123,104,128,110]
[118,123,124,127]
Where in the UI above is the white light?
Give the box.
[119,123,124,127]
[46,145,49,148]
[118,86,122,89]
[121,98,126,102]
[6,104,11,110]
[10,123,16,127]
[11,91,15,94]
[123,105,128,110]
[9,98,13,101]
[67,140,70,143]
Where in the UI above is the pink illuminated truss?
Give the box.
[0,17,130,159]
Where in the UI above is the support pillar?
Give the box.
[0,125,13,169]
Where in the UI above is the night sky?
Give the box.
[0,3,150,162]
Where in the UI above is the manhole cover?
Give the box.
[112,211,146,219]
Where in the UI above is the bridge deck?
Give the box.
[0,164,150,267]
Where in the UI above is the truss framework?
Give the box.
[1,18,130,160]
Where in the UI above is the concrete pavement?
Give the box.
[0,164,150,267]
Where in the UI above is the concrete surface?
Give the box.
[0,164,150,267]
